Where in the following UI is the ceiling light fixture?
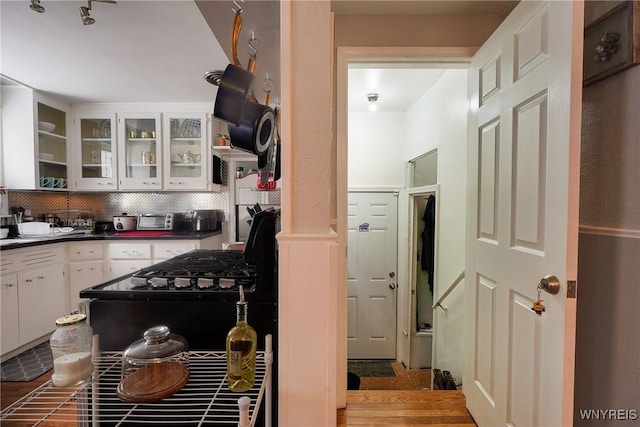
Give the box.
[79,0,117,26]
[367,93,379,112]
[80,5,95,25]
[29,0,45,13]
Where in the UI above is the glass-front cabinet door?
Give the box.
[37,102,68,190]
[163,113,208,190]
[117,113,162,190]
[76,113,117,191]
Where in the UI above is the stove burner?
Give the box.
[165,270,192,277]
[197,278,215,289]
[219,278,236,289]
[174,278,193,289]
[223,269,251,277]
[130,277,148,290]
[150,277,170,289]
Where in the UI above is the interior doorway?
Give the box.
[342,53,471,391]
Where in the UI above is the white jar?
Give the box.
[50,313,93,387]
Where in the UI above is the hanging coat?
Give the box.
[421,195,436,293]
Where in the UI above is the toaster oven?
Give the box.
[137,213,182,230]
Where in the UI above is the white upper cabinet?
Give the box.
[74,113,118,191]
[118,113,162,190]
[163,112,210,191]
[1,86,70,191]
[70,106,219,192]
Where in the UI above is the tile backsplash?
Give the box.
[7,190,230,222]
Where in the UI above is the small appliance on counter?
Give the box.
[184,209,223,232]
[137,213,184,231]
[113,214,137,231]
[95,220,116,234]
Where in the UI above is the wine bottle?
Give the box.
[227,285,257,392]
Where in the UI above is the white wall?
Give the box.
[404,69,468,383]
[347,112,406,189]
[348,69,469,381]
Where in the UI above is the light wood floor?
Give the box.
[340,363,476,426]
[338,390,476,426]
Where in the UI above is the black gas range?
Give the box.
[80,209,279,351]
[81,249,265,301]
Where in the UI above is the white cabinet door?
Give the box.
[69,260,104,312]
[68,242,104,261]
[118,113,163,190]
[18,263,66,345]
[108,243,152,259]
[152,241,197,262]
[108,260,153,280]
[163,113,209,190]
[107,242,152,280]
[75,113,118,190]
[1,274,20,355]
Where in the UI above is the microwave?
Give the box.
[137,213,181,230]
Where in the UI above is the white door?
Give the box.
[347,192,398,359]
[464,1,582,426]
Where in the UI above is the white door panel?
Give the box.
[347,192,398,359]
[465,1,582,426]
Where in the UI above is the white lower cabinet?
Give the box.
[68,242,106,312]
[152,241,197,263]
[107,243,153,280]
[0,244,67,357]
[1,274,20,355]
[18,264,66,345]
[106,236,222,278]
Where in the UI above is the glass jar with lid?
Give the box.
[50,313,93,387]
[122,325,188,379]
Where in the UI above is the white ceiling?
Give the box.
[1,1,516,107]
[348,67,447,112]
[0,0,229,104]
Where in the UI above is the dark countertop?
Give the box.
[0,230,222,250]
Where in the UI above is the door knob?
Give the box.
[539,275,560,295]
[389,283,396,290]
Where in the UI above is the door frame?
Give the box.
[401,185,439,370]
[336,46,476,407]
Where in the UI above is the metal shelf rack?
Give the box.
[1,339,272,427]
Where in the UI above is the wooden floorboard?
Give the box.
[338,390,476,426]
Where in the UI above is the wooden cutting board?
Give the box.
[117,362,189,403]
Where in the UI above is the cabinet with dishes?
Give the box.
[74,113,118,191]
[1,85,70,191]
[71,107,219,192]
[117,113,162,190]
[163,112,210,191]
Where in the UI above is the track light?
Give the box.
[80,5,95,25]
[367,93,379,112]
[29,0,45,13]
[79,0,117,26]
